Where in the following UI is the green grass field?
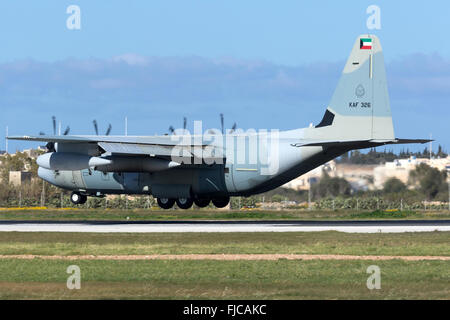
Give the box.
[0,231,449,256]
[0,231,448,299]
[0,259,448,299]
[0,208,449,221]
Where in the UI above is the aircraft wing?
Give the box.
[7,134,206,145]
[7,135,223,160]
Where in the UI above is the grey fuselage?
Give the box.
[38,128,343,198]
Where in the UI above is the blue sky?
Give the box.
[1,1,449,153]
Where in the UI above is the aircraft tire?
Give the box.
[71,192,87,205]
[176,197,194,209]
[212,197,230,208]
[79,195,87,204]
[194,198,210,208]
[157,197,175,209]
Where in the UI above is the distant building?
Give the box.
[21,147,45,159]
[373,156,450,189]
[282,155,450,192]
[283,160,376,191]
[9,171,32,187]
[333,163,377,191]
[283,161,335,190]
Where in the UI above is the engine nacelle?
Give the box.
[37,152,180,173]
[37,152,112,171]
[94,156,180,172]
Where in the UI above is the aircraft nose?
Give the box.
[37,167,56,184]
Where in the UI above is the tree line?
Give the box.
[338,146,447,165]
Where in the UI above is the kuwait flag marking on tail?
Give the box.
[360,38,372,49]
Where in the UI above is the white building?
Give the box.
[373,156,450,189]
[283,156,450,191]
[282,161,335,190]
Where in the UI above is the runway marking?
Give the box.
[0,220,449,233]
[0,254,448,261]
[0,223,449,233]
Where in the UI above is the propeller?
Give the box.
[93,120,98,135]
[39,116,71,152]
[230,122,237,133]
[219,113,237,134]
[63,126,70,135]
[52,116,56,135]
[168,117,187,135]
[92,120,112,135]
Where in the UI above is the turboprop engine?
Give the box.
[37,152,112,171]
[36,152,180,172]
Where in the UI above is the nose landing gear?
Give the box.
[70,192,87,205]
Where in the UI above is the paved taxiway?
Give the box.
[0,220,449,233]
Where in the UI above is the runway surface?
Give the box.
[0,220,449,233]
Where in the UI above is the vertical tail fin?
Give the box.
[317,34,395,141]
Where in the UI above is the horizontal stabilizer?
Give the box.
[292,138,432,149]
[386,138,433,144]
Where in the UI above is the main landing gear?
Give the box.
[70,192,87,205]
[157,197,175,209]
[156,197,229,209]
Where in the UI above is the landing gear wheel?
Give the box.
[176,197,194,209]
[157,197,175,209]
[71,192,87,205]
[194,198,210,208]
[212,197,230,208]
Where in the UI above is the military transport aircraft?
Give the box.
[8,35,430,209]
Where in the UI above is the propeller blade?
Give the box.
[105,124,112,136]
[52,116,56,135]
[183,117,187,130]
[220,113,224,135]
[93,120,98,135]
[63,126,70,135]
[169,126,175,135]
